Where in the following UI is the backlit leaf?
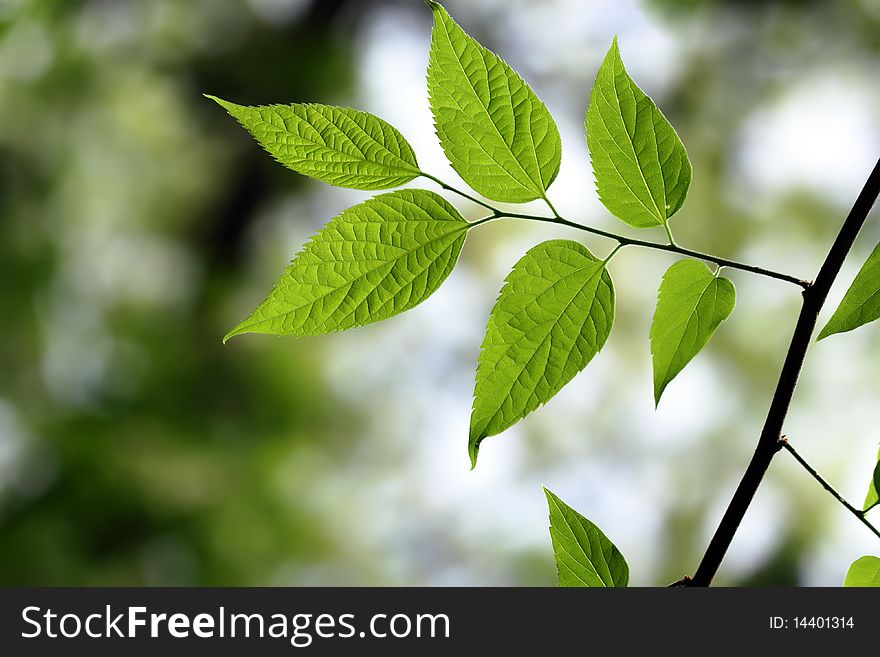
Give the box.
[224,189,468,341]
[207,96,421,190]
[586,38,692,229]
[844,556,880,587]
[426,2,561,203]
[818,241,880,340]
[470,240,614,467]
[651,260,736,405]
[545,488,629,587]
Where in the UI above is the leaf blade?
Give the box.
[426,2,562,203]
[225,189,468,341]
[207,96,421,190]
[544,488,629,587]
[651,260,736,405]
[844,556,880,587]
[586,38,692,229]
[469,240,615,467]
[818,241,880,340]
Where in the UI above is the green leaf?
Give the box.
[586,37,692,229]
[844,556,880,587]
[426,1,561,203]
[651,260,736,405]
[863,447,880,513]
[224,189,468,341]
[544,488,629,587]
[469,240,615,467]
[818,241,880,340]
[207,96,421,190]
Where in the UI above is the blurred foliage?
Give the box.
[0,0,369,585]
[0,0,877,586]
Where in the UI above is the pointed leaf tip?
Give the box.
[209,99,420,190]
[221,330,236,345]
[586,37,692,229]
[545,488,629,587]
[469,240,614,461]
[651,260,735,405]
[227,189,468,340]
[204,94,235,111]
[468,434,483,470]
[427,1,561,202]
[222,321,250,344]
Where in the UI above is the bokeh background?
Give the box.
[1,0,879,586]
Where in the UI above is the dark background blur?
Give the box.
[1,0,878,586]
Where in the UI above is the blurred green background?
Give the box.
[1,0,878,586]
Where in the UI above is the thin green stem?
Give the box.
[663,221,677,247]
[780,437,880,542]
[420,172,497,212]
[424,174,811,289]
[542,195,562,220]
[603,243,624,264]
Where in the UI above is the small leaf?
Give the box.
[586,37,692,229]
[225,189,468,341]
[470,240,614,467]
[651,260,736,405]
[207,96,421,190]
[426,1,562,203]
[863,447,879,513]
[843,556,880,587]
[818,241,880,340]
[544,488,629,587]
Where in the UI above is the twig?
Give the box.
[779,437,880,541]
[422,174,811,289]
[688,156,880,586]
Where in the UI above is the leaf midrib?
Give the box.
[475,260,607,438]
[252,107,419,177]
[548,494,617,587]
[591,63,663,224]
[242,223,467,329]
[612,55,665,221]
[653,275,716,387]
[434,14,543,197]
